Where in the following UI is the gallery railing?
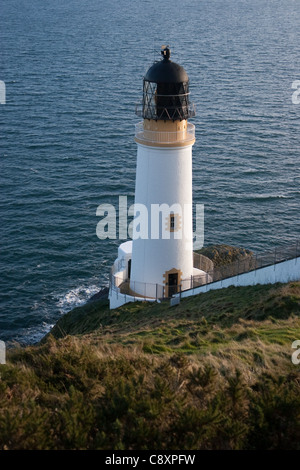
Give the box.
[135,101,196,121]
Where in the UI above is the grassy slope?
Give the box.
[1,276,300,449]
[49,282,300,371]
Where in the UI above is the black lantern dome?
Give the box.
[137,46,195,121]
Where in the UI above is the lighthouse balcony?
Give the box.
[135,121,195,146]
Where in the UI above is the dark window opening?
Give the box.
[170,214,175,231]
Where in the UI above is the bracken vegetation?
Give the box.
[0,280,300,450]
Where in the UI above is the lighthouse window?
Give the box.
[166,213,181,233]
[142,81,158,120]
[165,213,182,233]
[170,214,175,231]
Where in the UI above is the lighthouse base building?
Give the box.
[109,241,209,310]
[109,47,211,309]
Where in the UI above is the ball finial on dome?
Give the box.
[161,46,171,61]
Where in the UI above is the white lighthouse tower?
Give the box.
[109,46,204,309]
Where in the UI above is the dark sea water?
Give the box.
[1,0,299,344]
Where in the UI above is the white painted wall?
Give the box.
[111,241,132,287]
[130,142,194,297]
[177,257,300,299]
[109,287,157,310]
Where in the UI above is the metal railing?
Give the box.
[135,121,195,144]
[110,252,213,301]
[109,241,300,301]
[193,252,214,273]
[210,240,299,284]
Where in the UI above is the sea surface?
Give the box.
[1,0,299,344]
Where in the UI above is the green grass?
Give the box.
[49,282,300,358]
[0,280,299,450]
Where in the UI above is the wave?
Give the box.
[56,284,101,314]
[12,322,55,346]
[226,193,292,202]
[8,284,105,346]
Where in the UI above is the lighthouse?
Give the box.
[109,46,205,309]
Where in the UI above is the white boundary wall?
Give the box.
[176,257,300,300]
[109,289,158,310]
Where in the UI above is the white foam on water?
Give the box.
[13,322,55,346]
[14,284,105,345]
[56,284,101,314]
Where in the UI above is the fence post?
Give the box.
[156,284,158,301]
